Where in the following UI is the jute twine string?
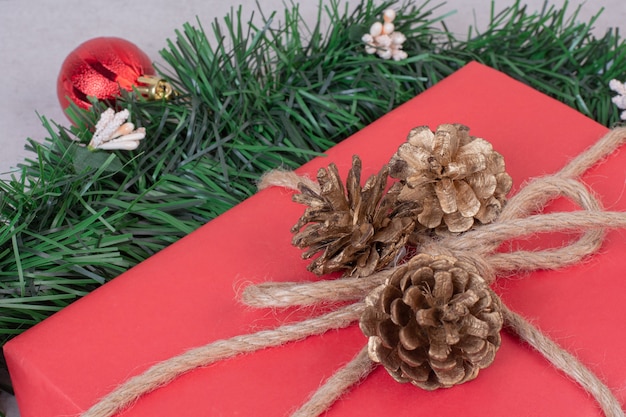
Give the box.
[82,303,365,417]
[83,127,626,417]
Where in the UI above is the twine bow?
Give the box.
[83,127,626,417]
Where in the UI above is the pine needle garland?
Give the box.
[0,0,625,348]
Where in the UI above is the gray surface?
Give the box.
[0,0,624,175]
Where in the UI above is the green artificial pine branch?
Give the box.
[0,0,625,347]
[447,0,626,125]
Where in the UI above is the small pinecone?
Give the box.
[291,155,420,277]
[389,124,513,233]
[360,253,503,390]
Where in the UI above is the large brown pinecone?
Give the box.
[389,124,513,233]
[360,253,503,390]
[291,155,420,277]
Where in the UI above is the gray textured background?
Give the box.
[0,1,624,175]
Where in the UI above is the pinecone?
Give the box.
[360,253,503,390]
[389,124,513,233]
[291,155,420,277]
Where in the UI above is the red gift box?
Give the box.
[5,62,626,417]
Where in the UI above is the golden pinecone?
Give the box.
[291,155,420,277]
[389,124,513,233]
[359,253,503,390]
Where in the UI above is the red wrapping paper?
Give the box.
[5,62,626,417]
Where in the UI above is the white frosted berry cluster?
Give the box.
[361,9,407,61]
[609,79,626,120]
[88,108,146,151]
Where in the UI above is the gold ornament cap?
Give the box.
[136,75,174,100]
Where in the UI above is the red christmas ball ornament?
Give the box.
[57,37,171,112]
